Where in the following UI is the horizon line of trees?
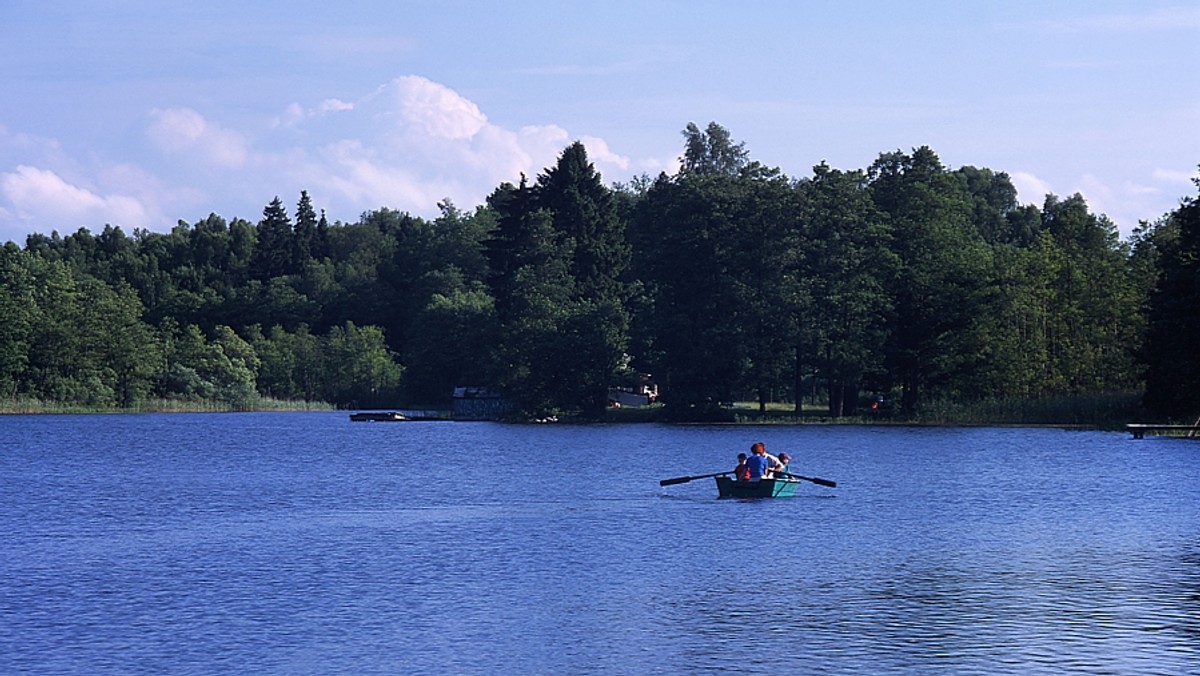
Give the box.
[1,123,1197,420]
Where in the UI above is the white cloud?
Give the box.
[147,108,248,168]
[1153,167,1200,186]
[318,98,354,113]
[274,103,306,128]
[380,75,488,141]
[1,165,150,232]
[272,76,626,217]
[580,135,631,172]
[274,98,356,128]
[3,74,637,242]
[316,139,435,206]
[1011,171,1054,205]
[515,125,573,167]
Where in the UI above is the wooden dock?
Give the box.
[1126,424,1200,439]
[349,410,453,422]
[350,411,407,422]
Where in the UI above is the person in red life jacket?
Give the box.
[734,453,751,481]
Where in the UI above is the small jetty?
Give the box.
[350,411,407,422]
[1126,424,1200,439]
[349,410,453,422]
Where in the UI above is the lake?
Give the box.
[1,413,1197,674]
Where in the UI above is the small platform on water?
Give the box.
[350,411,407,422]
[349,410,453,422]
[1126,424,1200,439]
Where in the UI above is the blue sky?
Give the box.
[1,1,1197,245]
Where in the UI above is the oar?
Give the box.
[778,472,837,488]
[659,471,732,487]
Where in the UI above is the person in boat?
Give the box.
[734,453,751,481]
[752,441,785,478]
[745,442,770,482]
[775,452,791,479]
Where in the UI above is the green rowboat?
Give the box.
[715,476,800,499]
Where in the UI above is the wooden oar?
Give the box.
[778,472,837,488]
[659,471,732,487]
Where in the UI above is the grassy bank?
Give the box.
[0,397,335,414]
[906,392,1147,428]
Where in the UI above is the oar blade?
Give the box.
[780,472,838,488]
[659,471,730,487]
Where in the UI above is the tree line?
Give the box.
[1,123,1196,420]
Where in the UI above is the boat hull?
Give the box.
[715,476,800,499]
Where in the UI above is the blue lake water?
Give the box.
[1,412,1197,674]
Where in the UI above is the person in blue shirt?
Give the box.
[745,442,770,481]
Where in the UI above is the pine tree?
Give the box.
[252,197,294,280]
[294,191,318,265]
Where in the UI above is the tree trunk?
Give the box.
[828,379,843,418]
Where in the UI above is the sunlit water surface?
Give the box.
[1,413,1197,674]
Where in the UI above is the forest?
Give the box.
[1,122,1197,422]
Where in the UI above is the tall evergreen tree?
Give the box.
[295,191,318,264]
[535,141,631,303]
[485,185,575,416]
[315,209,330,261]
[534,142,633,416]
[252,197,294,280]
[486,178,568,321]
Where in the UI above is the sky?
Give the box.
[1,1,1197,246]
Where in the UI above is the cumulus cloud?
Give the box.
[579,135,631,172]
[1011,171,1054,205]
[3,74,638,242]
[381,75,488,141]
[1,165,150,232]
[278,76,623,217]
[147,107,248,168]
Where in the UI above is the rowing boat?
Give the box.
[714,476,800,499]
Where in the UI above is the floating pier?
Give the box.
[350,411,407,422]
[349,410,453,422]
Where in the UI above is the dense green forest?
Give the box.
[1,123,1197,421]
